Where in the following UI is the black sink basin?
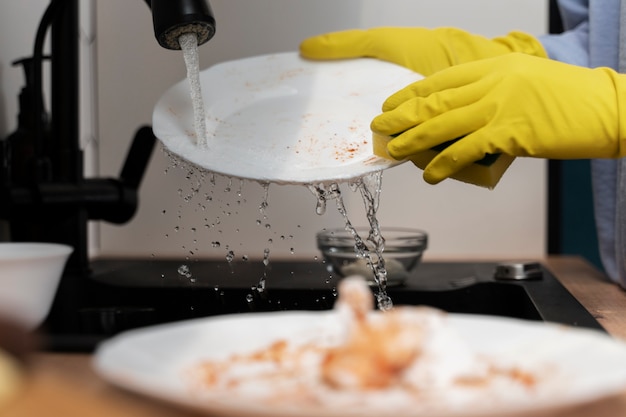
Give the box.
[41,259,603,352]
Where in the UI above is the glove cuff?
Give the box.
[493,31,548,59]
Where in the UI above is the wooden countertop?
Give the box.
[542,257,626,340]
[3,256,626,417]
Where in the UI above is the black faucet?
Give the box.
[146,0,216,50]
[0,0,215,331]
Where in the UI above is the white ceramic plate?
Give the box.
[152,52,421,184]
[94,311,626,417]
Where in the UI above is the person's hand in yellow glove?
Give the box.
[299,27,547,76]
[371,53,626,184]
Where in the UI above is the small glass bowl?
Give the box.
[316,227,428,286]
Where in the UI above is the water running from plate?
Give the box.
[308,173,392,311]
[166,151,392,310]
[175,40,393,309]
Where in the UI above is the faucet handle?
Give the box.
[82,126,156,224]
[120,126,156,190]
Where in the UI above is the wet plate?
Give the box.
[94,311,626,417]
[152,52,421,184]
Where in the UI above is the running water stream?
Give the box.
[177,34,393,309]
[308,173,392,311]
[179,33,208,147]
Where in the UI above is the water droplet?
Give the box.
[259,183,270,212]
[377,293,394,311]
[177,264,192,279]
[246,294,254,303]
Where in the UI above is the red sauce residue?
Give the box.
[278,68,305,81]
[333,146,358,162]
[185,281,549,412]
[501,367,538,388]
[333,136,366,163]
[455,366,538,389]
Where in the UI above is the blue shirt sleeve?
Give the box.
[538,0,590,67]
[553,0,589,29]
[538,0,620,69]
[539,22,590,66]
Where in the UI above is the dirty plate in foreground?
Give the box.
[94,311,626,417]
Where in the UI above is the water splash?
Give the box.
[307,183,341,215]
[307,173,392,311]
[259,182,270,212]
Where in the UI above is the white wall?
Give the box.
[0,1,549,262]
[0,1,46,137]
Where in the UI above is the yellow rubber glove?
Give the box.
[371,53,626,184]
[299,27,547,76]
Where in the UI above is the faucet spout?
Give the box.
[146,0,216,50]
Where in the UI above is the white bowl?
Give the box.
[0,243,73,329]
